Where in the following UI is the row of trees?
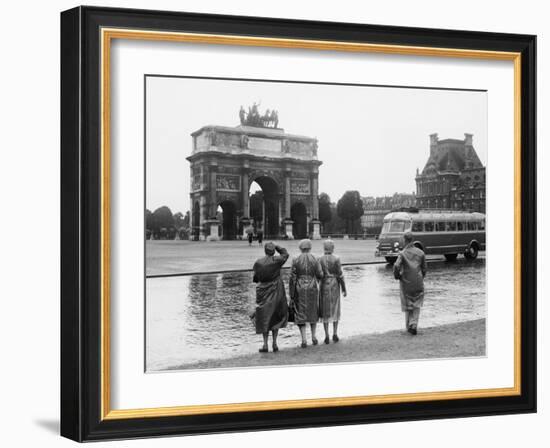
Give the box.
[145,206,189,240]
[319,190,364,235]
[146,190,365,240]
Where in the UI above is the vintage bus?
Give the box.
[375,210,486,264]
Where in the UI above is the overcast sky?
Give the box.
[146,76,487,214]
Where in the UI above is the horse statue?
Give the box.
[239,106,246,124]
[239,104,279,128]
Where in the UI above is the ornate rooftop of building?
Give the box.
[419,133,483,176]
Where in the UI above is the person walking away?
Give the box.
[289,239,323,347]
[319,239,347,344]
[257,227,264,246]
[252,242,289,352]
[246,225,254,246]
[393,232,427,335]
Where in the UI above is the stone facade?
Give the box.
[361,193,416,234]
[415,133,486,212]
[188,124,322,240]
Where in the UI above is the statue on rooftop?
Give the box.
[239,106,246,125]
[239,104,279,128]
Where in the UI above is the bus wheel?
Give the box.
[444,253,458,261]
[464,245,479,260]
[385,256,397,265]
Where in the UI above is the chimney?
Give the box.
[430,133,438,156]
[464,133,473,146]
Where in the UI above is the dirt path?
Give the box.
[168,318,485,371]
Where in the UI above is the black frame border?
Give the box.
[61,6,536,442]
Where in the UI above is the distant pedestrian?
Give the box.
[257,227,264,246]
[319,240,347,344]
[252,242,289,353]
[289,239,323,347]
[246,225,254,246]
[393,232,427,335]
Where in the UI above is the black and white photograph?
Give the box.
[0,0,543,444]
[145,75,487,372]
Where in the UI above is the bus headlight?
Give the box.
[393,241,400,251]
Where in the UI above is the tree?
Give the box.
[151,206,174,238]
[318,193,332,229]
[145,209,153,229]
[323,203,347,235]
[336,191,364,234]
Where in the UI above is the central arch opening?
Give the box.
[217,200,237,240]
[249,176,280,238]
[291,202,307,239]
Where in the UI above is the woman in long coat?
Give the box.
[253,242,289,352]
[319,240,347,344]
[289,239,323,347]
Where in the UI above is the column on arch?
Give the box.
[311,170,321,239]
[311,172,319,220]
[283,170,294,239]
[284,173,291,219]
[242,168,249,218]
[209,163,217,217]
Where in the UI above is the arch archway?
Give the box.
[188,123,322,242]
[249,175,280,238]
[291,202,307,239]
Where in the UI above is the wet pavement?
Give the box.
[146,258,486,371]
[146,239,382,275]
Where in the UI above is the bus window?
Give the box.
[479,220,486,230]
[412,221,423,232]
[388,220,410,233]
[436,222,446,232]
[424,222,434,232]
[468,222,478,231]
[381,222,390,234]
[446,221,456,231]
[457,222,464,231]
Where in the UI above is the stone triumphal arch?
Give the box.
[187,109,322,241]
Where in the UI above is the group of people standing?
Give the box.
[252,239,346,353]
[252,231,427,353]
[246,225,263,246]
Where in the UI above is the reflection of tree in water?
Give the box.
[426,259,485,299]
[187,275,218,326]
[186,272,256,349]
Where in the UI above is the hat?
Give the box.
[264,242,276,255]
[298,239,312,251]
[323,239,335,254]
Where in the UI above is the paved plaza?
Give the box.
[146,239,486,276]
[146,238,381,275]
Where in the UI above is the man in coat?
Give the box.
[253,242,289,352]
[393,232,427,335]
